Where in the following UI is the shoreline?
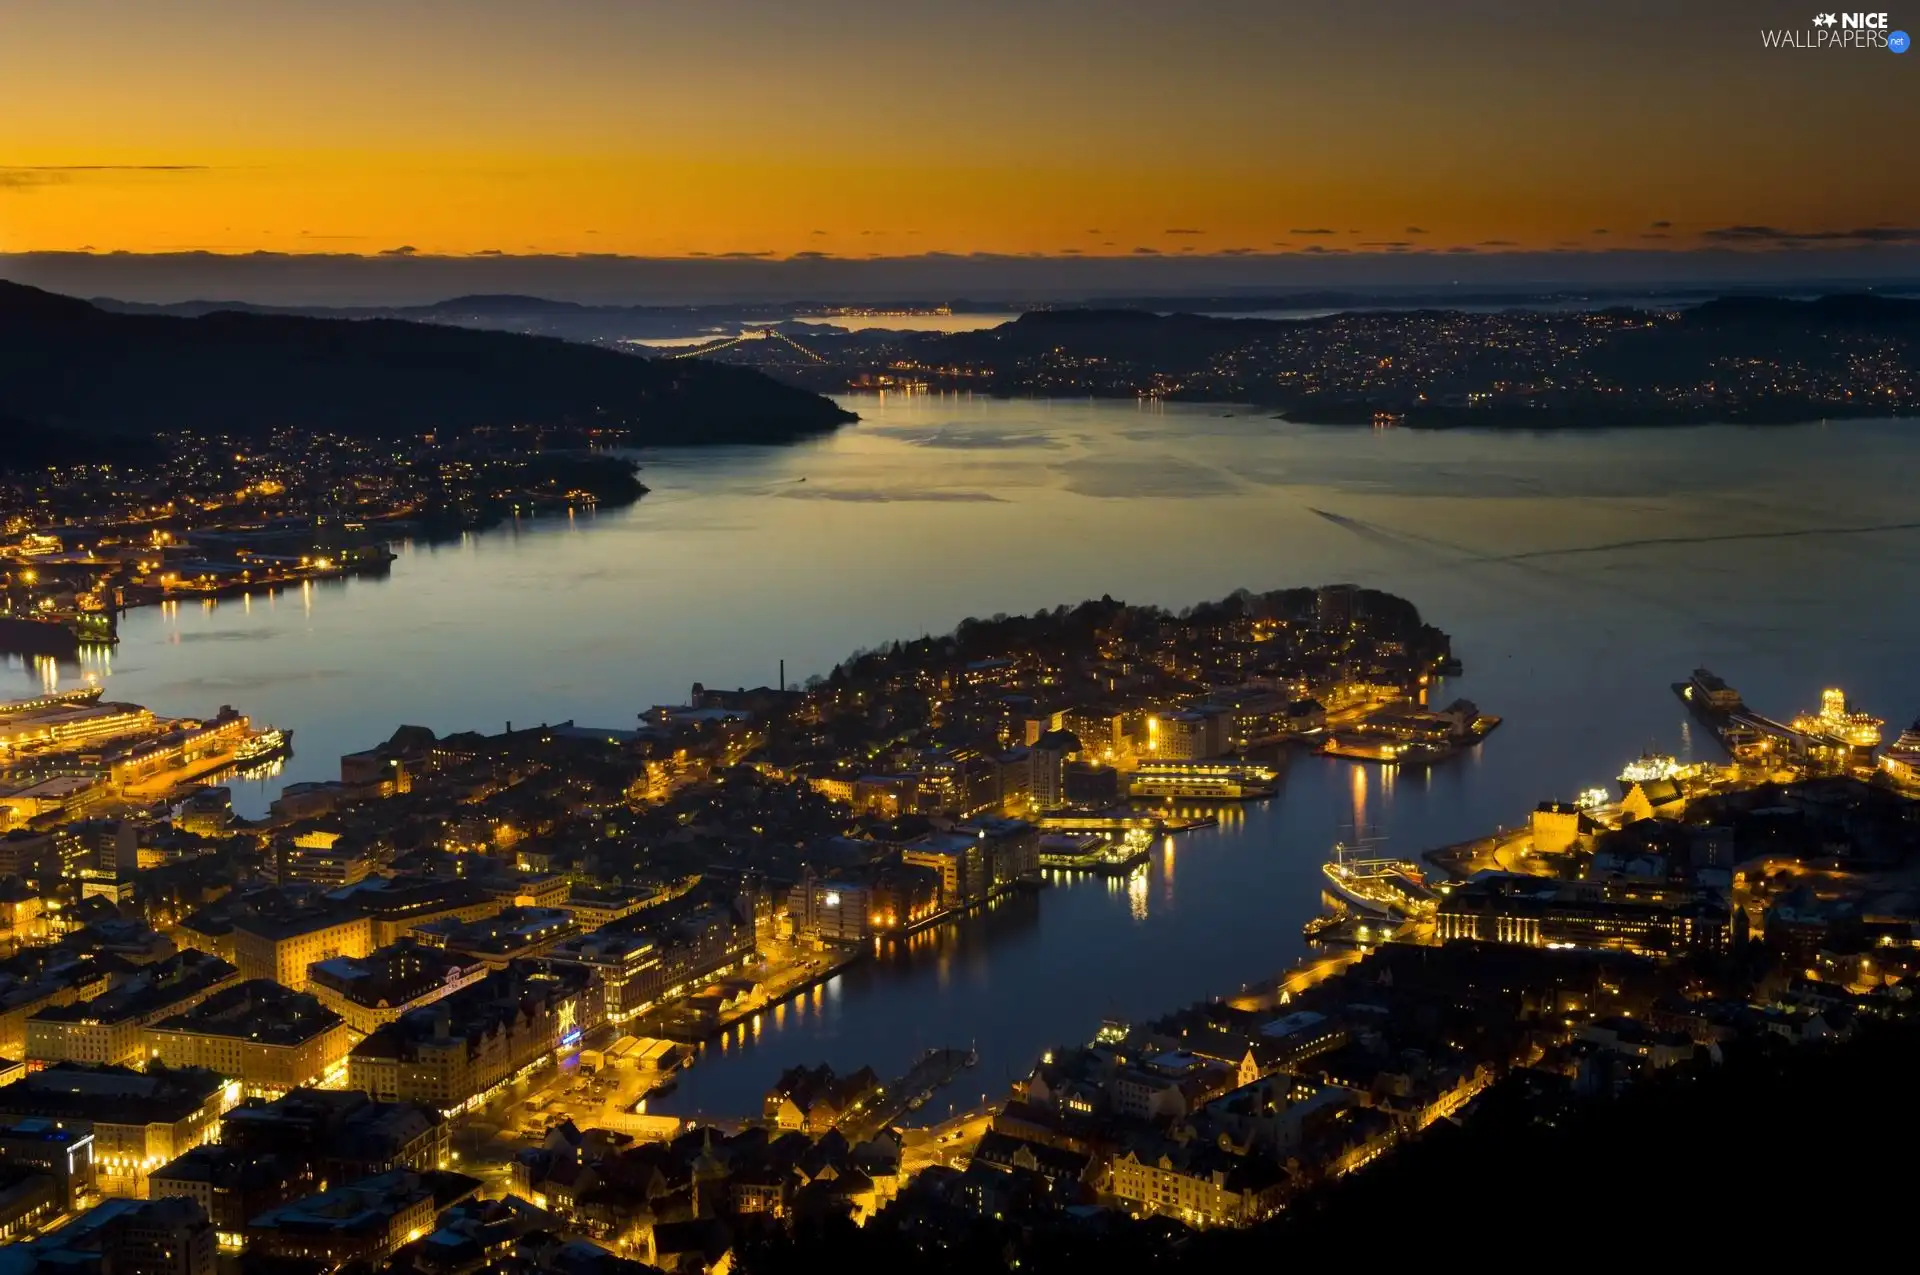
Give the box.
[822,388,1917,433]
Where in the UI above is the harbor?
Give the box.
[1674,667,1885,778]
[1037,826,1155,875]
[0,683,292,824]
[841,1046,977,1140]
[1319,698,1502,765]
[1319,841,1438,919]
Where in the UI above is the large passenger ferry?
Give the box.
[1880,719,1920,790]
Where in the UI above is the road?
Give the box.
[451,1029,680,1192]
[901,1106,997,1174]
[633,936,858,1043]
[1225,946,1368,1014]
[1428,827,1553,879]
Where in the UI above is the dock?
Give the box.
[1037,827,1153,875]
[1674,669,1882,776]
[843,1047,976,1139]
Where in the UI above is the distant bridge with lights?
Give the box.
[660,328,827,363]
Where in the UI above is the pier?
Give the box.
[1675,669,1883,777]
[842,1047,976,1140]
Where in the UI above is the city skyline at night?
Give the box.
[3,3,1919,1267]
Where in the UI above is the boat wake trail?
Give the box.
[1489,520,1920,563]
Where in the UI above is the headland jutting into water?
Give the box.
[4,584,1920,1269]
[0,278,857,654]
[0,586,1471,1202]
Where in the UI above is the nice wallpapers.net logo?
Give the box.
[1762,12,1910,49]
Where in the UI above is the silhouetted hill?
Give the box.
[956,307,1263,362]
[1683,292,1920,327]
[849,295,1920,426]
[0,415,168,472]
[408,293,595,317]
[0,282,855,444]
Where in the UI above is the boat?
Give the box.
[234,727,294,765]
[1302,913,1394,948]
[1301,912,1347,941]
[1617,752,1683,795]
[1882,719,1920,790]
[1790,688,1883,751]
[1320,841,1437,919]
[1673,668,1744,714]
[0,684,105,714]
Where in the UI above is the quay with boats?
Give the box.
[0,686,292,819]
[1319,841,1438,920]
[1320,698,1501,765]
[233,726,294,768]
[843,1046,978,1138]
[1126,759,1279,800]
[1037,826,1154,875]
[0,610,116,654]
[1674,667,1885,777]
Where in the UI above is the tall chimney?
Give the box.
[779,659,785,692]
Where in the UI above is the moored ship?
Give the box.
[1321,841,1436,919]
[1617,751,1684,796]
[1790,687,1883,751]
[234,727,294,766]
[1882,719,1920,790]
[0,684,106,714]
[1674,668,1744,715]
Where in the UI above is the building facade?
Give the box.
[144,980,351,1096]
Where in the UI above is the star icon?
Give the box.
[1813,12,1837,25]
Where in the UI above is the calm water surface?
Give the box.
[16,397,1920,1117]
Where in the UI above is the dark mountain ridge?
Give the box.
[0,280,855,446]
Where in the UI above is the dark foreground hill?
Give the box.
[0,281,855,450]
[739,1018,1920,1273]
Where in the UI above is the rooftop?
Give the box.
[0,1062,227,1127]
[249,1168,432,1238]
[148,978,343,1046]
[29,949,238,1026]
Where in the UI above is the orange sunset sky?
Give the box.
[1,0,1914,262]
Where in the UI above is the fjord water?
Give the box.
[23,397,1920,1118]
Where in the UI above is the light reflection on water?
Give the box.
[8,398,1920,1118]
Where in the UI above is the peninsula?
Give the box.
[0,280,856,450]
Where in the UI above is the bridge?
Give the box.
[661,328,826,363]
